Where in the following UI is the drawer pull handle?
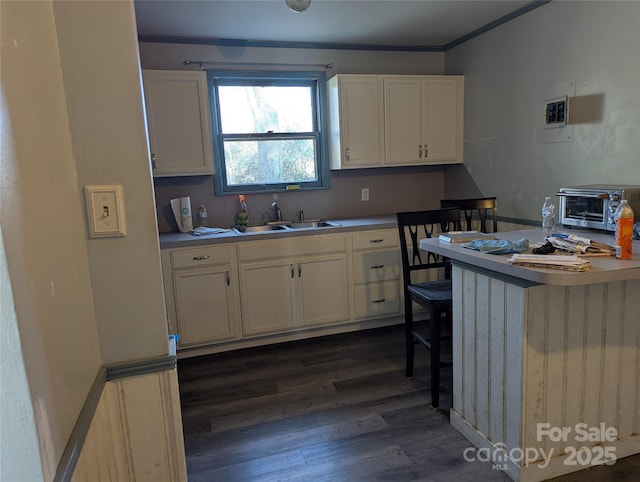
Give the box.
[372,298,386,303]
[193,255,210,260]
[370,265,384,269]
[370,239,384,243]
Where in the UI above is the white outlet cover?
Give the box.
[85,185,127,237]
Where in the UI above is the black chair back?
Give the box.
[396,208,461,289]
[440,197,498,233]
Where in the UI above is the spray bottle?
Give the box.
[237,195,249,227]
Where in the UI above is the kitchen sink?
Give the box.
[233,220,341,234]
[233,224,288,234]
[286,221,340,229]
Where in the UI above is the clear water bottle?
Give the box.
[197,204,208,228]
[542,196,555,237]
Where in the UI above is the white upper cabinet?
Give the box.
[142,70,214,177]
[328,75,385,169]
[328,74,464,169]
[384,76,464,165]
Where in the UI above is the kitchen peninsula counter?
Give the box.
[420,229,640,482]
[420,228,640,286]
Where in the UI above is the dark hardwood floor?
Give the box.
[177,324,640,482]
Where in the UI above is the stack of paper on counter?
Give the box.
[507,254,591,271]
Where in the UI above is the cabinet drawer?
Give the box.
[171,245,233,269]
[354,282,401,319]
[237,234,346,262]
[352,229,399,251]
[353,250,400,284]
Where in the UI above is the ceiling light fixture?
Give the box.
[286,0,311,13]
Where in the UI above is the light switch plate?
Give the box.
[85,185,127,237]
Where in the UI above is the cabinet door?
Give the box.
[142,70,214,176]
[384,77,423,164]
[423,77,463,163]
[239,260,296,336]
[329,75,384,169]
[297,254,350,327]
[173,266,237,347]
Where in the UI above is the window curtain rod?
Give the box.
[183,59,333,70]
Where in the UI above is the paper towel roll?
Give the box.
[170,196,193,232]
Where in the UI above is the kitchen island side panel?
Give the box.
[452,266,526,462]
[452,263,640,482]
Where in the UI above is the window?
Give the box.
[207,71,329,194]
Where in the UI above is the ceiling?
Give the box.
[134,0,545,51]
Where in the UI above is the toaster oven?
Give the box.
[557,184,640,232]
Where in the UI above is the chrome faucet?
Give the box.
[297,209,304,223]
[272,202,282,222]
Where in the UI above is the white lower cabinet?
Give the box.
[161,245,240,348]
[297,254,349,327]
[351,229,402,320]
[172,267,236,346]
[238,259,297,336]
[161,227,407,355]
[237,235,349,336]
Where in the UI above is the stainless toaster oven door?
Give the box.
[558,190,609,226]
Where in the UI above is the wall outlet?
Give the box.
[361,188,369,202]
[85,184,127,237]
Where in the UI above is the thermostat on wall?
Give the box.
[537,79,574,143]
[543,96,568,129]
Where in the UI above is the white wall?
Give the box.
[1,1,102,477]
[445,1,640,222]
[1,0,172,478]
[53,1,169,364]
[138,41,445,75]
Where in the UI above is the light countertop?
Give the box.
[158,215,397,249]
[419,228,640,286]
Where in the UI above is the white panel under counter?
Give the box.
[420,228,640,482]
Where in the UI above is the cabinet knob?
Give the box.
[370,239,384,243]
[424,144,428,158]
[345,147,350,161]
[192,255,210,260]
[151,152,157,169]
[372,298,386,303]
[418,145,422,158]
[370,265,384,269]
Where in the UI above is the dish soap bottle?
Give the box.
[237,195,249,228]
[615,199,634,260]
[197,204,208,228]
[541,196,555,237]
